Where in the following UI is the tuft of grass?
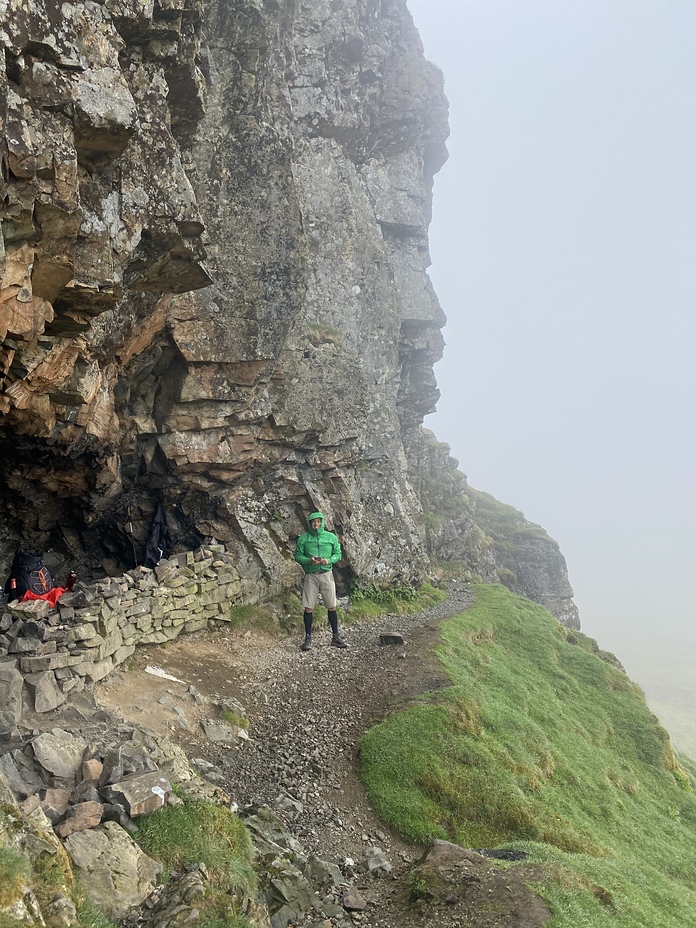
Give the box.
[360,584,696,927]
[281,592,304,631]
[135,791,256,897]
[31,847,74,907]
[0,917,37,928]
[306,324,343,347]
[404,867,441,901]
[72,894,120,928]
[222,710,248,730]
[224,604,279,635]
[346,582,446,622]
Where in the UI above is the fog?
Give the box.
[407,0,696,752]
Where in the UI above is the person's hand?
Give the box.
[320,558,328,565]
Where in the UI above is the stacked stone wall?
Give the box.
[0,544,245,725]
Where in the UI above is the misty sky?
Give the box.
[407,0,696,725]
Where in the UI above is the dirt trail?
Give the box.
[98,590,469,858]
[96,585,552,928]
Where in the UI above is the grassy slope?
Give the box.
[360,585,696,927]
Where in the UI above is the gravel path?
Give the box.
[95,584,553,927]
[216,585,475,862]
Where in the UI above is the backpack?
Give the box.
[5,549,55,602]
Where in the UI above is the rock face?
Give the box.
[407,429,580,628]
[0,0,447,597]
[0,0,578,621]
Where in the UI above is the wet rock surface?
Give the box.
[1,0,579,687]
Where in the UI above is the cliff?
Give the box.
[407,428,580,627]
[0,0,577,624]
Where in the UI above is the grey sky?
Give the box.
[407,0,696,742]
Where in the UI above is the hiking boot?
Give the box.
[331,635,348,649]
[300,635,312,651]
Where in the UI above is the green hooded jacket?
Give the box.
[294,511,342,573]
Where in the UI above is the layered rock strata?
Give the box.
[1,0,578,622]
[0,0,447,597]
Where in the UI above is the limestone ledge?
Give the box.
[0,543,242,721]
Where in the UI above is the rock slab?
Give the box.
[65,821,162,919]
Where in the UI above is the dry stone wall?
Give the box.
[0,543,247,728]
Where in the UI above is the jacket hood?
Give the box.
[308,511,324,530]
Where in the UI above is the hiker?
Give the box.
[294,511,347,651]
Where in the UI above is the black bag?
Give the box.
[5,549,54,602]
[144,505,171,569]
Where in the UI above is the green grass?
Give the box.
[360,584,696,927]
[468,488,551,547]
[222,710,248,730]
[346,582,447,622]
[136,792,256,897]
[224,604,281,634]
[135,792,256,928]
[0,811,119,928]
[0,845,31,906]
[72,897,119,928]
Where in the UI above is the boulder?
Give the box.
[101,770,171,817]
[55,801,103,837]
[101,802,138,834]
[200,719,242,743]
[64,821,162,919]
[364,846,392,877]
[7,600,50,621]
[302,856,344,891]
[71,781,101,805]
[99,743,157,786]
[267,867,315,928]
[32,731,87,780]
[25,671,66,713]
[82,758,104,782]
[0,751,45,798]
[41,788,71,824]
[379,633,405,646]
[342,887,367,911]
[421,839,488,868]
[272,793,303,819]
[44,893,78,928]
